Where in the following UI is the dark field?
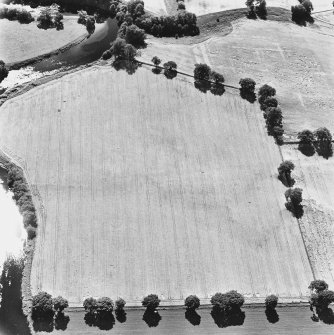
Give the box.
[35,306,334,335]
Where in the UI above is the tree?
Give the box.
[285,188,303,206]
[291,4,308,23]
[102,49,112,60]
[164,61,177,72]
[301,0,313,14]
[211,291,244,311]
[310,290,334,310]
[112,38,127,59]
[184,295,200,310]
[265,107,282,128]
[256,0,267,18]
[53,296,68,314]
[123,44,138,60]
[309,280,329,293]
[96,297,114,318]
[265,295,278,310]
[194,63,211,81]
[278,160,295,185]
[32,292,54,319]
[298,129,314,145]
[239,78,256,93]
[151,56,161,67]
[26,226,37,239]
[83,297,97,315]
[260,96,278,111]
[314,127,332,143]
[77,10,88,25]
[125,24,146,47]
[37,7,53,29]
[86,16,96,34]
[211,71,225,84]
[142,294,160,311]
[259,84,276,98]
[115,298,126,311]
[178,1,186,10]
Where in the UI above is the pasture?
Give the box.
[0,65,313,305]
[143,16,334,137]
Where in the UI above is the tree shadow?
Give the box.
[164,69,177,80]
[84,313,96,327]
[298,143,315,157]
[317,307,334,325]
[194,80,211,94]
[315,143,333,160]
[278,173,295,188]
[116,310,127,323]
[54,313,70,331]
[239,89,256,103]
[211,307,245,328]
[210,83,225,96]
[265,308,279,324]
[143,310,161,328]
[95,314,115,331]
[33,316,54,333]
[285,202,304,219]
[113,60,141,75]
[185,309,201,326]
[152,68,162,75]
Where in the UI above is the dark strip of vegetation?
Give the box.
[0,60,9,84]
[4,163,37,239]
[0,6,34,23]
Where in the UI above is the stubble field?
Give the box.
[0,64,313,305]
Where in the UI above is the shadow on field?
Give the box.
[164,69,177,80]
[317,307,334,325]
[113,60,141,75]
[315,143,333,160]
[239,88,256,103]
[84,313,115,330]
[265,308,279,324]
[116,309,127,323]
[152,67,162,75]
[211,307,246,328]
[194,80,225,96]
[33,316,54,333]
[185,309,201,326]
[55,313,70,331]
[143,310,161,327]
[298,143,315,157]
[285,202,304,219]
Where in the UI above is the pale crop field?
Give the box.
[0,65,313,305]
[143,17,334,137]
[281,145,334,288]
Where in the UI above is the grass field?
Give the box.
[281,145,334,288]
[143,16,334,137]
[0,14,86,64]
[0,65,313,305]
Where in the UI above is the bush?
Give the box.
[0,60,9,83]
[309,280,329,293]
[211,291,245,311]
[265,295,278,309]
[32,292,54,319]
[194,63,211,81]
[239,78,256,93]
[115,298,126,311]
[314,127,332,143]
[53,296,69,314]
[184,295,200,310]
[102,49,112,60]
[298,129,314,144]
[142,294,160,310]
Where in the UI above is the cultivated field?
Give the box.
[0,14,86,64]
[142,16,334,137]
[281,145,334,288]
[0,65,313,305]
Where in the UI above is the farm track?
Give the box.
[0,65,314,306]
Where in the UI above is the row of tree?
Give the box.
[0,5,34,23]
[5,163,37,239]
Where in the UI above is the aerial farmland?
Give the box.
[0,0,334,334]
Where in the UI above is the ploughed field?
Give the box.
[0,65,313,305]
